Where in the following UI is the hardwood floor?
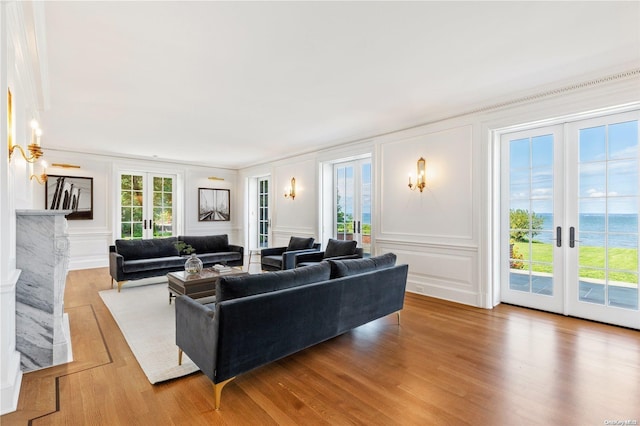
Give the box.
[2,265,639,425]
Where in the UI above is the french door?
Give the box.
[257,176,270,248]
[334,159,371,257]
[566,112,639,327]
[118,172,176,240]
[501,126,565,313]
[501,110,640,329]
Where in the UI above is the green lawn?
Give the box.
[512,241,638,284]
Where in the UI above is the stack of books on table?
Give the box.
[213,264,232,273]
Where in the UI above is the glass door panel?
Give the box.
[119,172,175,240]
[335,165,354,242]
[569,114,639,327]
[360,162,372,257]
[152,176,173,237]
[120,173,145,239]
[501,127,563,313]
[334,158,372,257]
[258,177,269,248]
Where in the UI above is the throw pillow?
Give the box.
[323,239,357,259]
[328,253,397,278]
[287,236,315,251]
[216,262,331,302]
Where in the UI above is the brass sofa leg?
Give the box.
[213,377,235,410]
[117,281,126,292]
[178,348,183,366]
[396,311,401,325]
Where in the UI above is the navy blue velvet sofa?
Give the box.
[109,235,243,292]
[175,253,408,409]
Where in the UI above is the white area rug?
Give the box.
[99,282,200,384]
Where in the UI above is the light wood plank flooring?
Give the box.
[2,265,639,425]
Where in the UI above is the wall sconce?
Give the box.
[9,118,44,163]
[284,177,296,200]
[408,157,426,192]
[30,160,48,185]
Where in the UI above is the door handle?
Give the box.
[357,221,361,234]
[570,227,575,248]
[556,226,562,247]
[143,219,147,230]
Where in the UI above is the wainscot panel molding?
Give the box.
[272,229,316,248]
[67,231,111,270]
[379,125,475,242]
[378,241,479,307]
[375,238,478,252]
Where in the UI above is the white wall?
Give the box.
[240,71,640,310]
[30,152,112,270]
[1,1,47,414]
[377,124,480,306]
[183,166,240,242]
[271,156,318,246]
[34,150,241,270]
[2,1,638,415]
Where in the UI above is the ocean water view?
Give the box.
[533,213,638,248]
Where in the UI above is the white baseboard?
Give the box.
[407,283,478,307]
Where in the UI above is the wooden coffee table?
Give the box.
[167,267,248,304]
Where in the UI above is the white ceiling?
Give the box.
[39,1,640,169]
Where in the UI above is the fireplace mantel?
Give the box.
[15,209,73,371]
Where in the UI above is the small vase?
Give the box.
[184,253,203,275]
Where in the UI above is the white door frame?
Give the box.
[499,125,565,314]
[491,105,640,329]
[114,168,180,240]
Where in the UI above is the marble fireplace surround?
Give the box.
[15,210,73,372]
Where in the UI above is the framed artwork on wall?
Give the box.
[45,175,94,220]
[198,188,230,221]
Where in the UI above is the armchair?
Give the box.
[260,236,321,271]
[294,238,363,268]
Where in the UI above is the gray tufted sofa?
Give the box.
[109,235,243,292]
[175,253,407,409]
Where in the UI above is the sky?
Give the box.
[336,162,371,222]
[509,119,638,216]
